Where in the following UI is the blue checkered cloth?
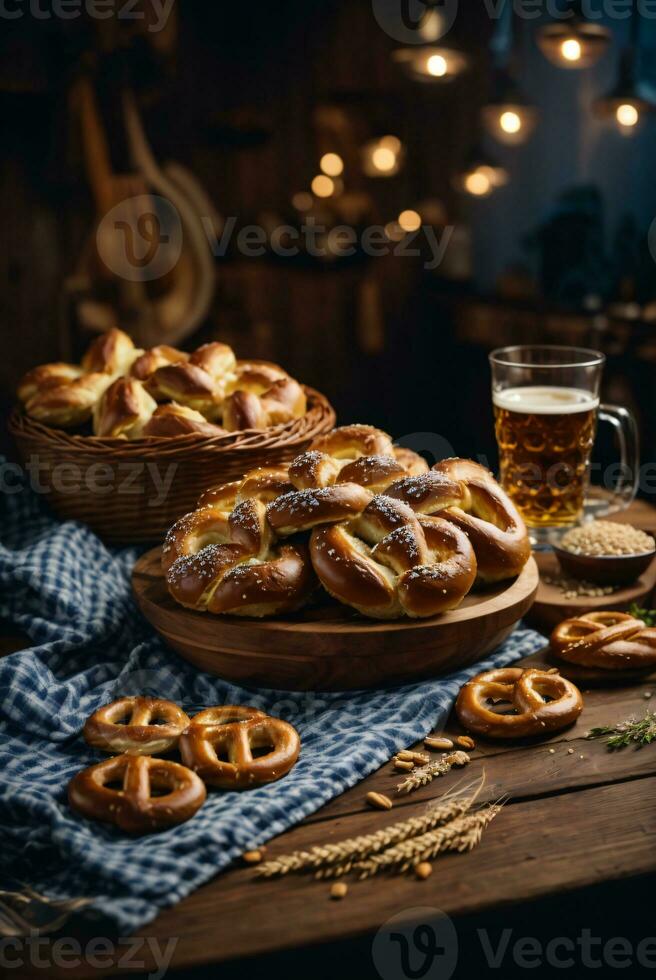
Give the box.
[0,464,545,933]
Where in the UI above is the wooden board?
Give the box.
[527,550,656,634]
[132,548,539,691]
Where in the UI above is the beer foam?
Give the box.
[493,386,599,415]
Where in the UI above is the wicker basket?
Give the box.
[8,387,335,544]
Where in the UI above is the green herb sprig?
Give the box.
[628,603,656,627]
[587,711,656,749]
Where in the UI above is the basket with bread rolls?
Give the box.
[9,328,335,543]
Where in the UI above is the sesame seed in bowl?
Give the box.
[553,521,656,586]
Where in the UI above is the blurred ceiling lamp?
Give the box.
[398,209,422,232]
[455,149,509,198]
[482,73,538,146]
[392,45,469,83]
[537,2,611,69]
[362,134,405,178]
[595,12,654,135]
[320,152,344,177]
[311,174,335,198]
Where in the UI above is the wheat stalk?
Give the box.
[255,778,484,879]
[396,751,470,795]
[355,804,502,879]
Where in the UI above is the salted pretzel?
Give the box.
[164,496,316,616]
[308,424,428,477]
[311,495,477,619]
[430,459,531,582]
[550,611,656,670]
[68,754,206,833]
[179,707,300,788]
[456,667,583,739]
[83,696,191,754]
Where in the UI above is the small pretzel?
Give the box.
[68,754,206,834]
[180,709,300,788]
[83,697,191,755]
[550,612,656,670]
[456,667,583,739]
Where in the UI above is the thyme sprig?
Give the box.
[587,711,656,749]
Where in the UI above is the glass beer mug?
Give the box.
[490,346,639,538]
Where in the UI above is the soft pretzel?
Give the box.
[222,378,307,431]
[164,497,316,616]
[550,611,656,670]
[197,467,293,512]
[92,377,158,438]
[83,696,191,754]
[431,459,531,582]
[456,667,583,739]
[147,362,223,418]
[310,495,477,618]
[142,404,227,439]
[308,425,429,477]
[179,710,300,789]
[17,363,83,405]
[22,371,115,428]
[68,754,206,833]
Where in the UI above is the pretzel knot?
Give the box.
[68,755,206,834]
[83,697,191,755]
[179,706,301,788]
[163,493,316,617]
[310,495,477,619]
[456,667,583,739]
[550,612,656,670]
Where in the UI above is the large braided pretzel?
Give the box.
[550,612,656,670]
[68,754,206,833]
[456,667,583,739]
[429,459,531,582]
[179,706,301,788]
[163,496,315,616]
[310,495,477,619]
[83,697,191,755]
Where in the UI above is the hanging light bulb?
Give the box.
[537,4,611,70]
[361,134,405,178]
[482,70,538,146]
[455,148,509,198]
[392,44,469,83]
[595,25,654,135]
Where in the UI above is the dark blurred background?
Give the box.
[2,0,656,472]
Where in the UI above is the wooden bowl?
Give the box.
[132,549,539,691]
[553,540,656,586]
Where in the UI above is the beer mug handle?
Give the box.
[597,404,640,514]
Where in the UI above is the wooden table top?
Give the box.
[3,499,656,978]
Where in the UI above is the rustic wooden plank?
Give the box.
[36,776,656,979]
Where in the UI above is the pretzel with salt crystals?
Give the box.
[163,496,315,617]
[68,754,206,833]
[83,696,191,755]
[310,495,477,619]
[456,667,583,739]
[179,706,300,788]
[550,611,656,670]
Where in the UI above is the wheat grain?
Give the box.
[396,751,470,795]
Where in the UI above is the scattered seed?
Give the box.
[366,792,393,811]
[579,755,585,760]
[425,736,454,751]
[644,692,652,700]
[394,759,415,772]
[567,748,574,755]
[415,862,433,880]
[330,882,348,900]
[548,748,556,754]
[243,848,266,864]
[456,735,476,751]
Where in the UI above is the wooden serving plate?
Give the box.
[132,549,539,691]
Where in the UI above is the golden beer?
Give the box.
[493,386,598,528]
